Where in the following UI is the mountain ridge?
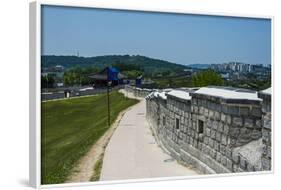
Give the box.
[41,55,189,74]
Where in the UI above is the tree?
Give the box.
[41,74,55,88]
[192,69,224,87]
[63,67,100,86]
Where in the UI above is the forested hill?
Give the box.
[41,55,188,74]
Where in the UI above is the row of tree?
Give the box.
[42,65,270,91]
[63,67,99,86]
[192,69,224,87]
[41,75,55,88]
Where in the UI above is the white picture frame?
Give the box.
[29,1,274,189]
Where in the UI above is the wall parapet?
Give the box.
[124,85,154,98]
[145,86,272,174]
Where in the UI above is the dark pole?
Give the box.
[107,67,111,127]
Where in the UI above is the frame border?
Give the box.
[29,0,274,189]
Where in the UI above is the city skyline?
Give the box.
[42,5,272,65]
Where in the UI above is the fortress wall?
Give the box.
[144,87,271,174]
[258,91,272,171]
[124,85,153,98]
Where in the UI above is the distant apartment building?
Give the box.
[211,62,269,74]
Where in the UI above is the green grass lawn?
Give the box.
[41,91,139,184]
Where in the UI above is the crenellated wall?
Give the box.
[145,86,272,174]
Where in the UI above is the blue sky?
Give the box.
[41,5,271,65]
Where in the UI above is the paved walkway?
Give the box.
[100,94,198,181]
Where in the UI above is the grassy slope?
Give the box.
[41,91,139,184]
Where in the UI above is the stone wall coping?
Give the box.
[146,91,167,100]
[260,87,271,95]
[258,88,272,102]
[166,90,191,101]
[191,86,262,104]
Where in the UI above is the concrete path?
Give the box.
[100,95,198,181]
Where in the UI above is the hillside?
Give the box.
[41,55,188,74]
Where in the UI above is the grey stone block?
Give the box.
[215,131,222,141]
[251,129,261,139]
[237,167,245,173]
[226,158,233,171]
[222,105,228,114]
[205,145,210,155]
[209,138,214,148]
[220,144,226,155]
[228,106,239,115]
[233,164,238,172]
[215,111,221,120]
[224,124,230,134]
[210,149,217,159]
[205,128,211,137]
[202,144,207,154]
[194,106,198,113]
[194,133,199,139]
[252,107,262,117]
[226,147,232,159]
[261,157,271,170]
[198,133,204,142]
[199,107,204,115]
[221,113,226,122]
[216,152,221,163]
[233,117,243,127]
[232,152,240,164]
[206,119,212,128]
[218,122,224,132]
[267,146,272,158]
[193,139,198,148]
[213,120,218,130]
[229,127,240,138]
[240,156,247,170]
[226,115,232,125]
[186,136,190,144]
[211,129,216,139]
[244,118,254,128]
[204,108,209,117]
[209,110,214,118]
[190,137,194,145]
[180,116,184,123]
[203,136,209,144]
[221,135,227,145]
[198,142,203,150]
[247,163,255,172]
[193,98,198,105]
[255,119,262,128]
[239,107,249,116]
[214,141,220,151]
[254,164,262,172]
[179,132,183,139]
[221,156,227,166]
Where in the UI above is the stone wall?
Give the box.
[124,85,153,98]
[145,87,271,174]
[258,89,272,170]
